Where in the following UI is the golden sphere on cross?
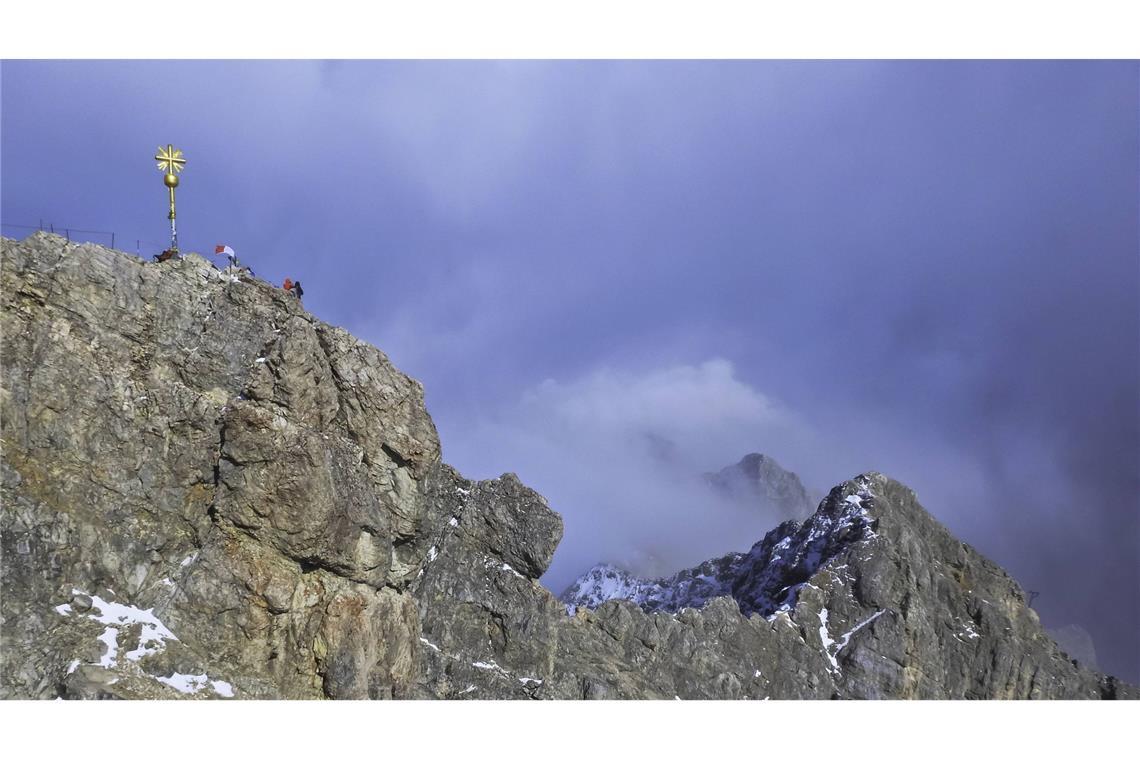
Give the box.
[154,144,186,248]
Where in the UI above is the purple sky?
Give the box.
[3,60,1137,681]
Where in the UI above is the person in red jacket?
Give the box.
[283,277,293,293]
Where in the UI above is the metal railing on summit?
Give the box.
[2,222,169,256]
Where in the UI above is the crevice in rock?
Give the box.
[381,443,412,470]
[312,324,349,427]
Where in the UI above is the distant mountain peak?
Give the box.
[704,451,816,521]
[562,474,878,616]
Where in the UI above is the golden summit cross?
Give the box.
[155,144,186,253]
[155,144,186,174]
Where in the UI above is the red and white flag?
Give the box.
[215,244,236,258]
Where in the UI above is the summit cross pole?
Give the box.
[154,144,186,254]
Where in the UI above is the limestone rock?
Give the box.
[1,233,1134,700]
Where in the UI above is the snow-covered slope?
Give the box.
[561,477,878,618]
[560,553,745,614]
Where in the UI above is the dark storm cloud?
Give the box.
[3,60,1136,680]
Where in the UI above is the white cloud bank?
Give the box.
[441,358,845,590]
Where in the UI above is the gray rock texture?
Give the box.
[2,233,1134,700]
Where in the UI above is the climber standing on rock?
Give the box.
[282,277,304,304]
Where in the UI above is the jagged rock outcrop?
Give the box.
[2,233,1134,700]
[2,233,443,699]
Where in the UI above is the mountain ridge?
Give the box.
[2,232,1133,700]
[562,450,818,612]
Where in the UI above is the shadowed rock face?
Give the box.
[2,233,1134,700]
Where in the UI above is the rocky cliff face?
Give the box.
[1,233,1134,700]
